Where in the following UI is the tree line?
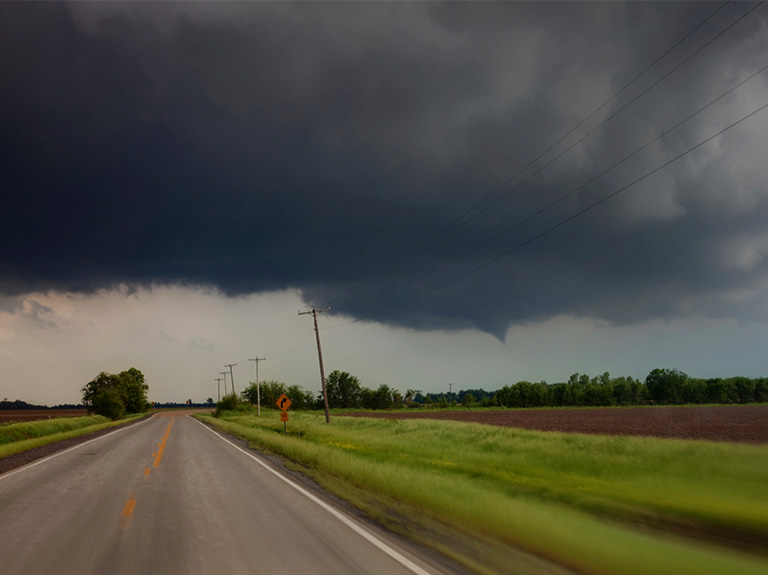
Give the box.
[420,369,768,408]
[238,370,403,411]
[234,368,768,412]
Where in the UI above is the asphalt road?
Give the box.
[0,414,457,575]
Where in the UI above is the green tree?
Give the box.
[82,368,149,419]
[90,386,125,420]
[404,389,421,404]
[682,378,707,404]
[584,380,613,406]
[612,378,631,405]
[117,368,150,413]
[530,381,549,407]
[240,382,260,404]
[361,384,398,410]
[214,392,240,416]
[242,380,287,408]
[755,378,768,402]
[706,378,737,404]
[325,371,363,408]
[286,384,315,410]
[731,377,756,404]
[645,368,688,404]
[82,372,116,409]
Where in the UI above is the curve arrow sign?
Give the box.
[276,394,292,412]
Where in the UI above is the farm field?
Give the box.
[199,409,768,575]
[0,409,87,424]
[344,405,768,443]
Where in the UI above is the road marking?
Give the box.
[144,468,151,476]
[192,417,434,575]
[0,416,153,483]
[121,499,137,516]
[153,417,174,468]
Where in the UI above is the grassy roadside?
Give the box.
[0,413,148,459]
[196,411,768,575]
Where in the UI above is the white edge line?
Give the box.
[0,415,154,482]
[191,416,434,575]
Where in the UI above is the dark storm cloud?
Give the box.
[2,2,767,338]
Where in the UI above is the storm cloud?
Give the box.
[2,1,768,339]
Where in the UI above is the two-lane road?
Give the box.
[0,414,457,575]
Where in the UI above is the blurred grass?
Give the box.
[197,410,768,575]
[0,414,147,458]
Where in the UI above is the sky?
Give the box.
[2,1,768,405]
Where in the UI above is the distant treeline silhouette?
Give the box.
[415,369,768,408]
[0,399,83,410]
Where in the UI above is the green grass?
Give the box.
[0,414,147,458]
[197,410,768,575]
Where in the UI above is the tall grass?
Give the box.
[198,411,768,575]
[0,414,145,458]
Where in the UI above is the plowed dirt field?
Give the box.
[345,405,768,443]
[0,409,87,424]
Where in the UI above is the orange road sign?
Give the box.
[280,411,289,422]
[276,394,292,412]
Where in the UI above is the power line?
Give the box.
[267,313,302,356]
[271,5,767,343]
[263,329,315,370]
[400,1,736,248]
[271,325,315,361]
[376,99,768,315]
[377,61,768,298]
[323,2,765,330]
[331,1,736,304]
[390,1,761,258]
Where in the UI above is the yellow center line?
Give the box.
[153,416,175,468]
[121,416,176,525]
[121,499,136,516]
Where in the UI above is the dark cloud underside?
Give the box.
[2,2,768,338]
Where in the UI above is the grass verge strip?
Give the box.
[0,414,147,459]
[197,411,768,575]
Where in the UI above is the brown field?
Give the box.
[345,405,768,443]
[0,409,88,424]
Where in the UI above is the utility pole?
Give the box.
[214,378,223,402]
[248,357,266,416]
[225,364,237,397]
[299,307,331,423]
[220,371,229,395]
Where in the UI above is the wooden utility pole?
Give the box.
[225,364,237,396]
[299,307,331,423]
[215,377,223,402]
[220,371,229,395]
[248,357,266,416]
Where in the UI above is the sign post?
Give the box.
[276,394,292,435]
